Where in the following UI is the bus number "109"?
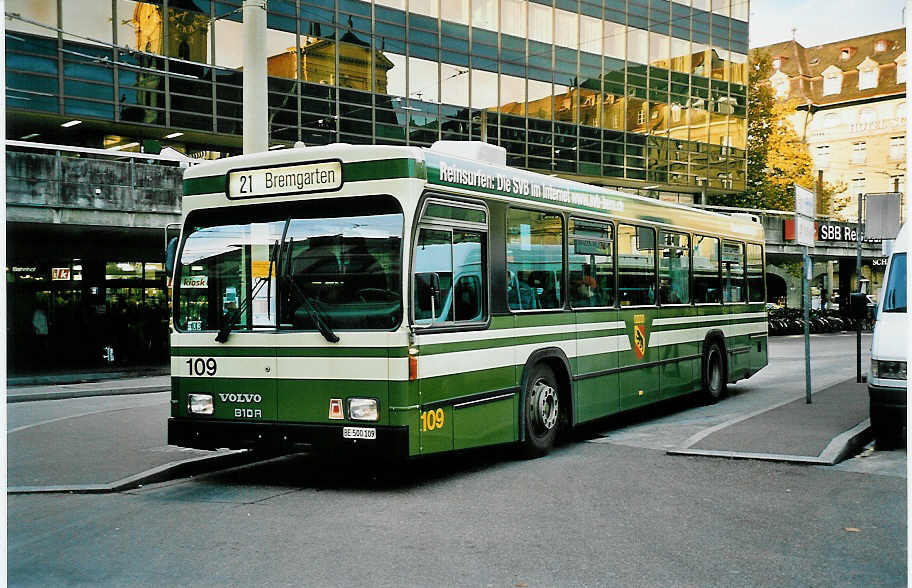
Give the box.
[420,408,445,432]
[186,357,217,376]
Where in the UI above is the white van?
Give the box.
[868,222,909,448]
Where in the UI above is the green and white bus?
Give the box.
[166,141,767,458]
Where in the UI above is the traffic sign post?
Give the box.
[795,185,816,404]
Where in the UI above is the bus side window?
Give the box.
[722,241,746,303]
[506,208,563,310]
[569,218,614,309]
[746,243,765,303]
[617,224,656,306]
[694,235,721,303]
[659,230,690,305]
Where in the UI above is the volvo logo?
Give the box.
[218,393,262,403]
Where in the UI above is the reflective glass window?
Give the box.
[472,0,498,32]
[501,0,527,38]
[381,41,407,98]
[529,3,553,45]
[604,21,626,60]
[507,209,564,311]
[264,27,298,80]
[500,75,526,115]
[650,32,670,66]
[410,0,439,18]
[670,38,691,73]
[409,57,440,104]
[627,27,648,64]
[471,69,499,111]
[63,0,113,46]
[554,9,578,50]
[119,1,163,53]
[618,224,656,306]
[213,16,243,69]
[580,15,601,56]
[7,0,57,37]
[338,29,375,91]
[528,80,552,120]
[442,1,468,25]
[440,63,469,107]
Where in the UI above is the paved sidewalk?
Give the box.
[668,379,871,465]
[7,375,171,403]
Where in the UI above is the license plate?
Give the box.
[342,427,376,440]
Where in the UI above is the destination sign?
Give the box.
[227,160,342,199]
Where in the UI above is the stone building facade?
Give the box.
[754,29,906,221]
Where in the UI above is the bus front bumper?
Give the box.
[168,418,410,458]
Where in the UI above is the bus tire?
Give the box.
[521,363,560,458]
[701,339,727,404]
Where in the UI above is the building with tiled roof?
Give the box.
[753,29,906,221]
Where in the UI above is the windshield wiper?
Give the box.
[282,274,340,343]
[278,235,339,343]
[215,219,290,343]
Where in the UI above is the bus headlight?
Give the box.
[188,394,214,415]
[348,398,378,421]
[871,360,907,380]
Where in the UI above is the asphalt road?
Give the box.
[7,333,906,587]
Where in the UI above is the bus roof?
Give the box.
[183,143,763,242]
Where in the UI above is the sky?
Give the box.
[749,0,906,48]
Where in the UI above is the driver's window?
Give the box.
[414,228,454,323]
[413,199,487,326]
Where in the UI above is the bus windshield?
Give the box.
[175,196,403,333]
[882,252,906,313]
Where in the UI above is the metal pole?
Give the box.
[856,192,863,383]
[243,0,268,154]
[804,246,812,403]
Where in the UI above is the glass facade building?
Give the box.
[7,0,748,198]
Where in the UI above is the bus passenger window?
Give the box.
[617,224,656,306]
[747,244,765,303]
[507,209,564,310]
[569,218,614,308]
[693,235,720,303]
[722,241,746,303]
[659,231,690,304]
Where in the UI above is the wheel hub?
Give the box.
[530,379,559,433]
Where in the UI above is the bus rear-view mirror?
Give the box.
[165,237,178,275]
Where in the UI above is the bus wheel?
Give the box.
[521,363,560,457]
[701,341,726,404]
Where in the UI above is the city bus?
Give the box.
[166,141,767,459]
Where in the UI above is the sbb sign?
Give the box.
[818,223,858,242]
